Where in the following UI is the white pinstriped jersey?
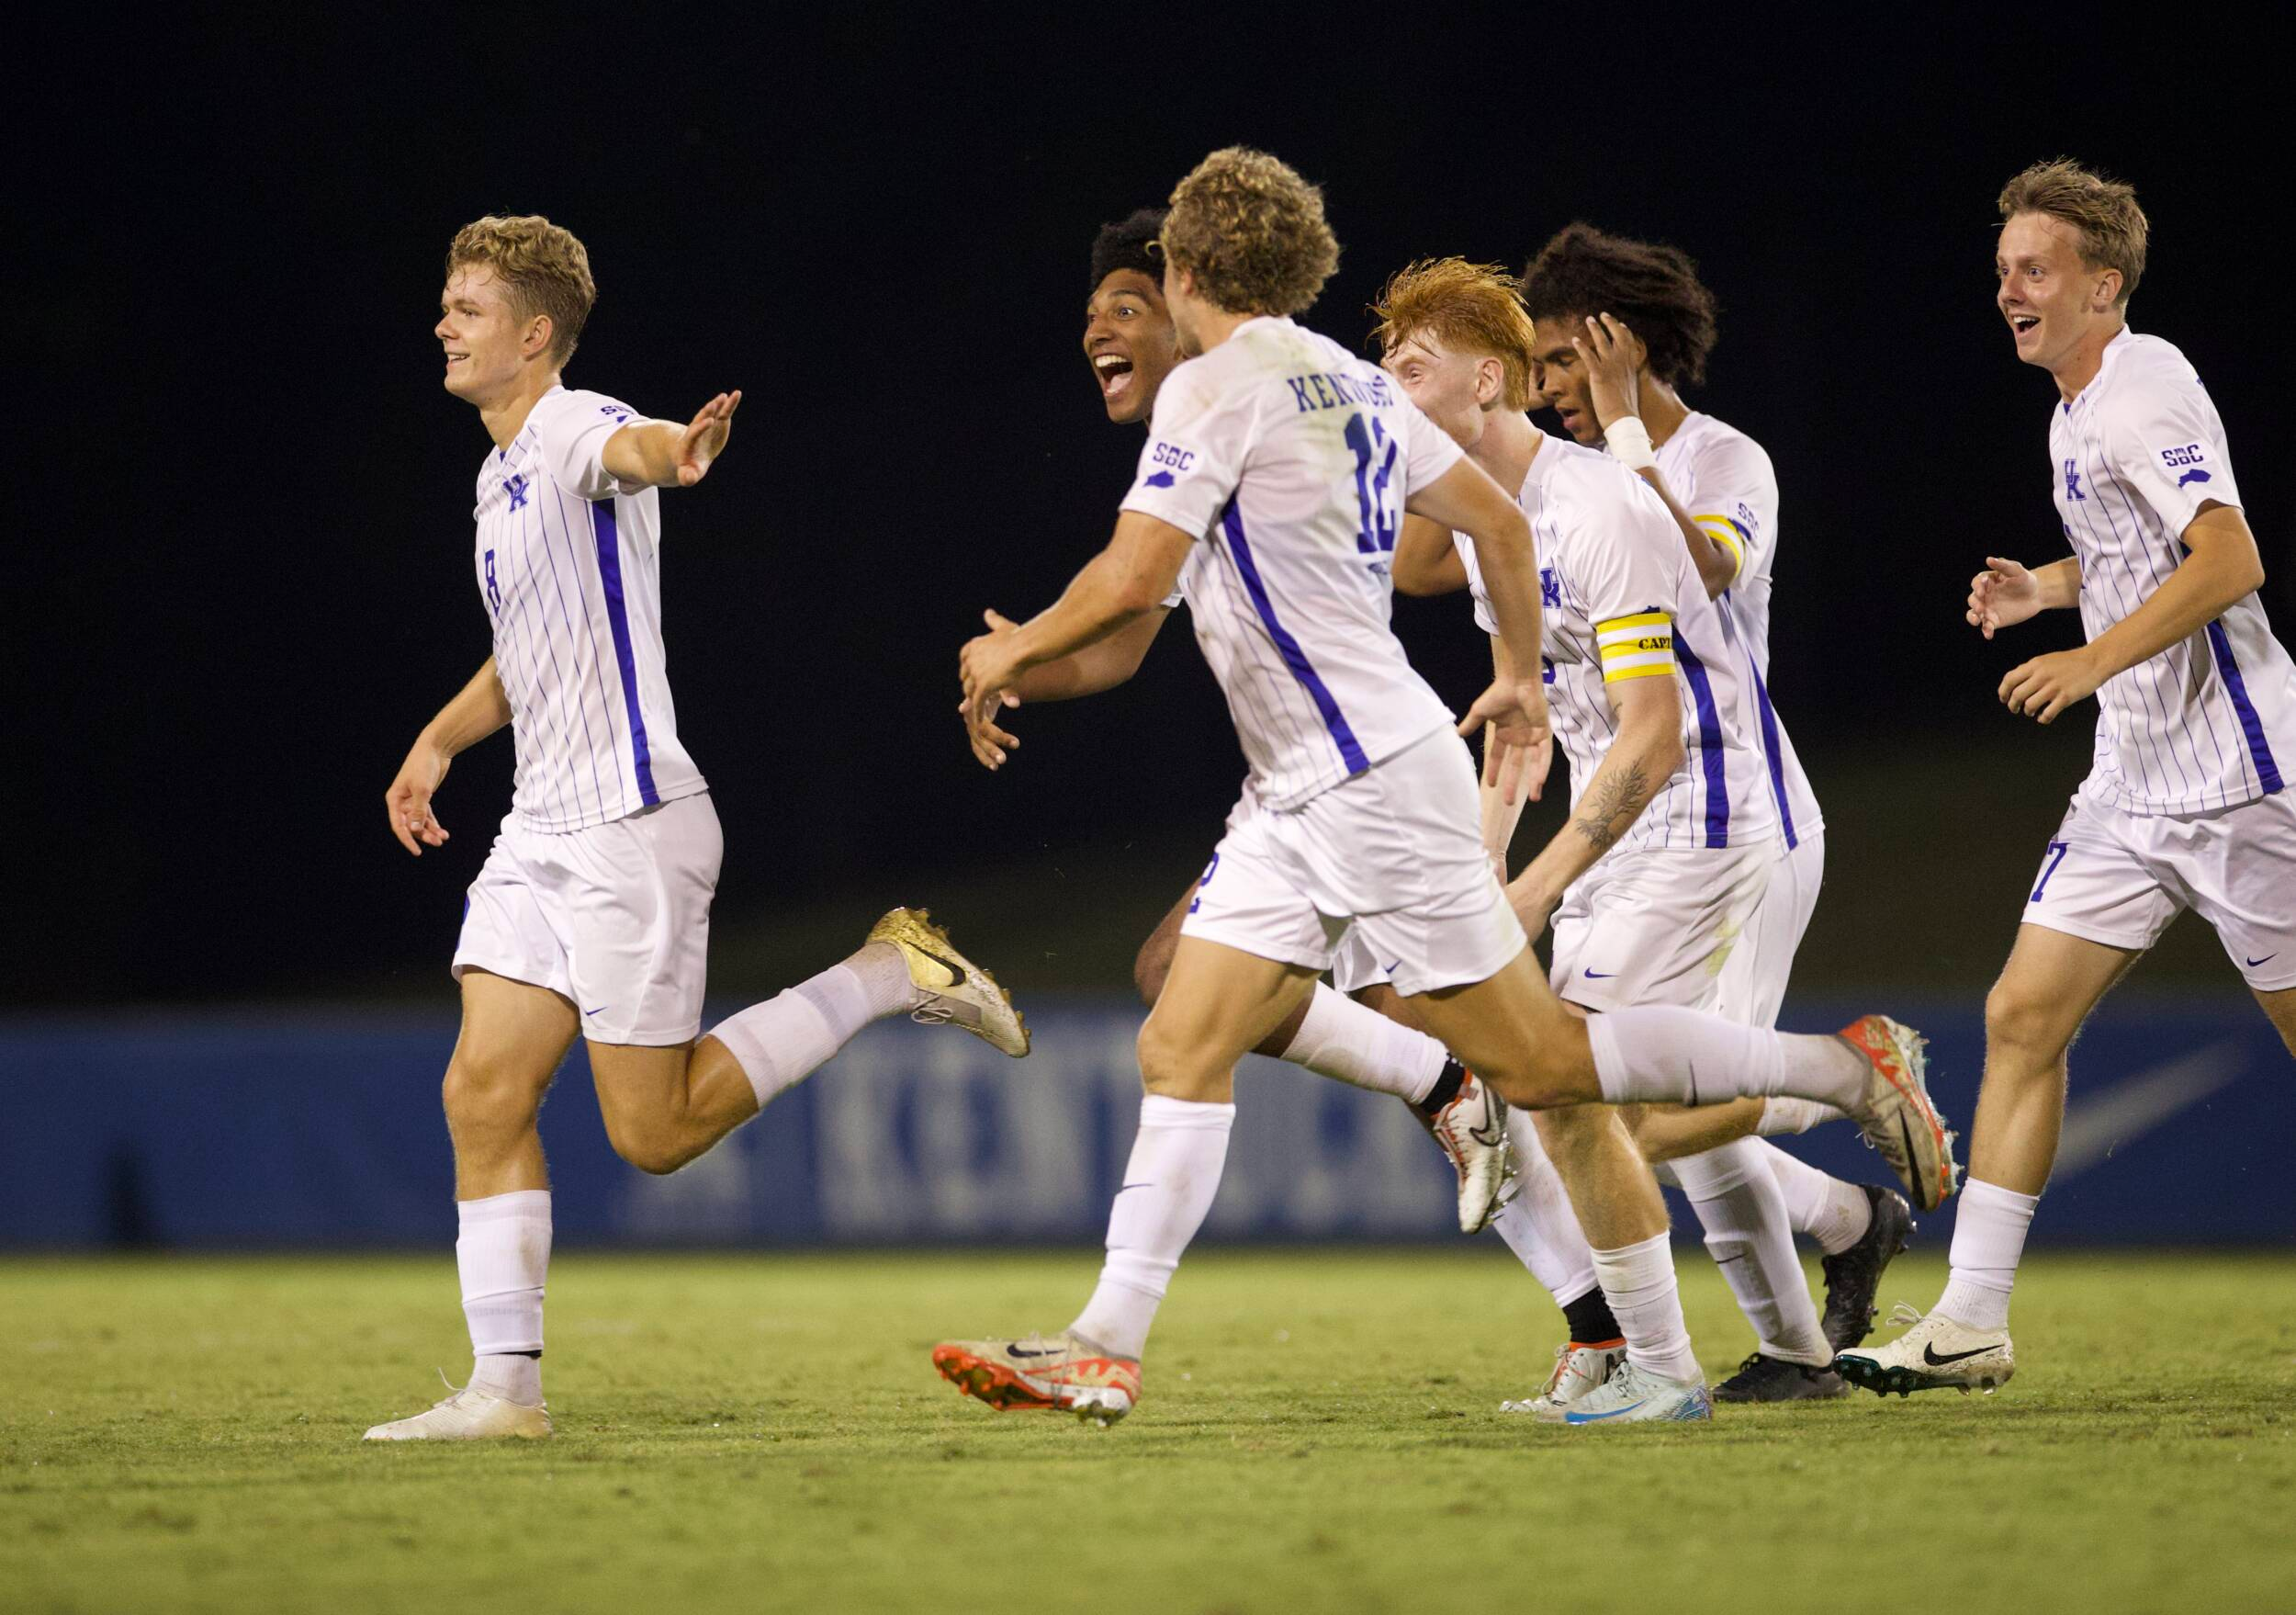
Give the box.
[1455,430,1776,853]
[2050,330,2293,814]
[1656,412,1824,844]
[1120,317,1466,811]
[473,386,706,832]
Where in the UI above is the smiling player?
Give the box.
[366,215,1025,1441]
[1839,161,2296,1396]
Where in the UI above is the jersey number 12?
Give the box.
[1345,412,1399,554]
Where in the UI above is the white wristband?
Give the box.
[1604,415,1657,473]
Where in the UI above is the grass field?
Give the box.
[5,1249,2292,1614]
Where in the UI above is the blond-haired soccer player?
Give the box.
[1840,163,2296,1395]
[1370,258,1875,1412]
[366,216,1025,1441]
[934,150,1951,1429]
[971,208,1520,1230]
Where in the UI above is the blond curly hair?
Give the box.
[1160,148,1339,318]
[447,215,597,364]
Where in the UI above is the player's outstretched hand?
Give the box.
[385,741,453,856]
[673,390,742,487]
[1458,678,1552,805]
[1967,555,2042,638]
[1574,314,1644,431]
[1999,647,2104,725]
[960,609,1030,766]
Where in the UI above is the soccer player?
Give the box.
[1372,256,1844,1408]
[1513,227,1918,1385]
[1839,162,2296,1395]
[973,208,1516,1230]
[365,216,1026,1441]
[935,149,1953,1429]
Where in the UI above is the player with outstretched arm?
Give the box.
[366,216,1025,1441]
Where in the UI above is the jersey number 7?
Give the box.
[1345,412,1399,554]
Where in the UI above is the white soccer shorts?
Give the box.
[1547,837,1774,1015]
[1713,830,1825,1029]
[452,792,722,1045]
[2022,789,2296,991]
[1182,728,1525,998]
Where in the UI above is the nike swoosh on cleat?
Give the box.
[1897,1114,1932,1202]
[1007,1344,1063,1359]
[913,945,968,988]
[1565,1399,1649,1423]
[1922,1341,2003,1366]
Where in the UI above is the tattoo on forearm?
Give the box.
[1571,762,1653,852]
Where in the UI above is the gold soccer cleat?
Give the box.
[868,907,1029,1057]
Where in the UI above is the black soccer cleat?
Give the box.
[1819,1185,1915,1353]
[1713,1352,1850,1404]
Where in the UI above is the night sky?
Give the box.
[13,20,2288,1007]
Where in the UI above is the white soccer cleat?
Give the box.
[1834,1304,2016,1397]
[1499,1339,1626,1415]
[868,907,1029,1056]
[1836,1015,1959,1213]
[362,1385,553,1441]
[1424,1069,1517,1234]
[1527,1360,1712,1426]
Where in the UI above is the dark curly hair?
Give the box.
[1089,208,1167,290]
[1519,222,1719,387]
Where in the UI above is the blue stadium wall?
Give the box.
[2,997,2288,1249]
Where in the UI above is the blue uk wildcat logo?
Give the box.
[503,473,529,511]
[2062,459,2085,503]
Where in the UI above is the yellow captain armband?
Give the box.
[1693,514,1749,579]
[1595,610,1676,682]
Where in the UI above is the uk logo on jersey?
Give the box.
[1540,567,1561,609]
[2063,459,2086,503]
[503,473,529,511]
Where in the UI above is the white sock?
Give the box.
[1069,1094,1236,1360]
[1490,1108,1597,1307]
[1764,1145,1873,1256]
[1757,1096,1845,1136]
[707,943,913,1110]
[1587,1008,1868,1110]
[1937,1178,2039,1333]
[1671,1140,1830,1366]
[1591,1232,1702,1384]
[1277,983,1446,1104]
[457,1190,550,1406]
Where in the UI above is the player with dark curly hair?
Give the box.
[1515,222,1919,1395]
